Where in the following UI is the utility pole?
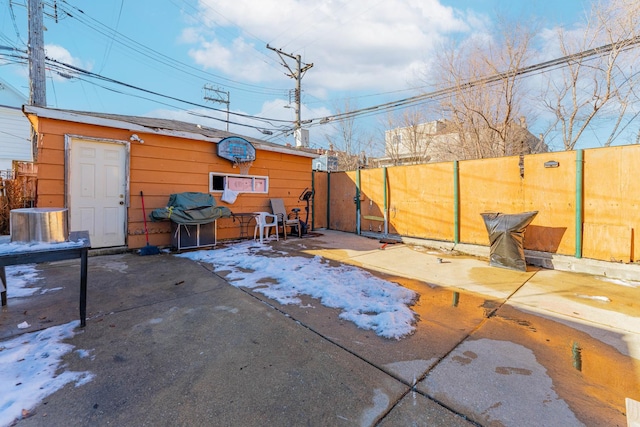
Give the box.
[28,0,47,161]
[266,44,313,147]
[203,85,230,132]
[28,0,46,107]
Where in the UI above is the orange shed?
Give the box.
[23,106,317,250]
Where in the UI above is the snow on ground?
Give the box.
[0,320,93,427]
[0,263,92,427]
[596,276,640,288]
[177,241,419,340]
[0,239,417,425]
[3,264,43,298]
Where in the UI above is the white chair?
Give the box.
[253,212,279,243]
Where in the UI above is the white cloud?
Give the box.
[184,0,471,92]
[44,44,89,68]
[44,44,93,81]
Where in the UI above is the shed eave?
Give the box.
[22,105,317,159]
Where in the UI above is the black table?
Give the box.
[0,231,91,327]
[231,213,258,239]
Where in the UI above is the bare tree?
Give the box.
[541,0,640,150]
[324,99,373,170]
[429,18,539,160]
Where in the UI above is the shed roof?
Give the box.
[22,105,318,159]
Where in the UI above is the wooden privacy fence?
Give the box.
[312,145,640,263]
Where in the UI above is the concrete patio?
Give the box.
[1,229,639,426]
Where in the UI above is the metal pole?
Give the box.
[311,170,315,231]
[575,150,584,258]
[383,167,388,235]
[326,172,331,230]
[356,169,361,235]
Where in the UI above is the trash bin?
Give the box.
[480,211,538,271]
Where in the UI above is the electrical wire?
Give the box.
[170,0,284,76]
[8,0,26,47]
[303,35,640,127]
[56,0,288,96]
[96,0,123,74]
[42,54,293,129]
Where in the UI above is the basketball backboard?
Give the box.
[217,136,256,163]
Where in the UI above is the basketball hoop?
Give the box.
[234,158,253,175]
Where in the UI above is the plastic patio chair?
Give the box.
[270,198,301,239]
[253,212,279,243]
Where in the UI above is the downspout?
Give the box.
[383,167,389,235]
[356,169,361,235]
[575,149,584,258]
[453,160,460,244]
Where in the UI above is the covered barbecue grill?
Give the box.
[151,192,231,251]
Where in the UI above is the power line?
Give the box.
[43,54,293,124]
[1,45,291,133]
[304,35,640,128]
[55,0,289,97]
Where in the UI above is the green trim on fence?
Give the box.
[454,160,460,244]
[356,169,361,235]
[383,167,389,235]
[575,150,584,258]
[311,170,315,231]
[327,172,331,230]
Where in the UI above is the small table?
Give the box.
[231,213,258,239]
[0,231,91,327]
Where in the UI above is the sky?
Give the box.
[0,240,417,425]
[1,0,635,153]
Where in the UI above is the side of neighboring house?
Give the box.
[23,106,317,250]
[0,78,32,172]
[376,119,546,167]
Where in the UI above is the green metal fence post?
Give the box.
[575,150,584,258]
[327,172,331,230]
[311,170,315,231]
[356,169,361,235]
[383,167,388,235]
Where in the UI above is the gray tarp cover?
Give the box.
[480,211,538,271]
[150,192,231,224]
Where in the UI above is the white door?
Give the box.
[69,139,127,248]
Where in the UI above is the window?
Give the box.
[209,172,269,193]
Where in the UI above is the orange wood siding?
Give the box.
[459,156,525,245]
[522,151,576,255]
[583,146,640,262]
[312,171,328,230]
[359,168,386,234]
[328,171,357,232]
[32,116,314,248]
[325,144,639,263]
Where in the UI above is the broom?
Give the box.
[139,191,161,255]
